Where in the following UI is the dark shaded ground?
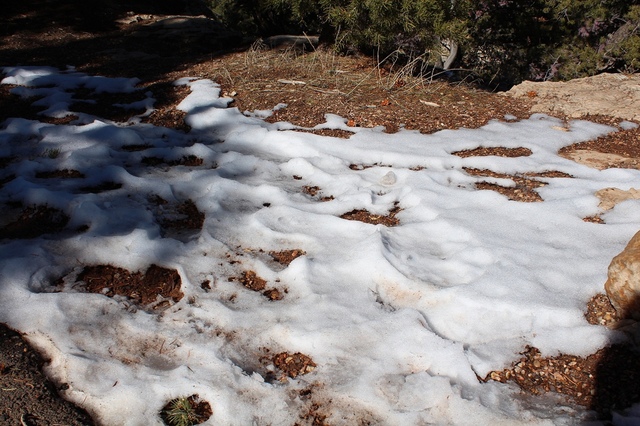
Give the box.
[0,324,94,425]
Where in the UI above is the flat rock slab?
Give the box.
[506,73,640,122]
[561,150,640,171]
[596,187,640,211]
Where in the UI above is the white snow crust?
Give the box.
[1,66,639,425]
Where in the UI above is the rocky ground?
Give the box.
[1,0,640,424]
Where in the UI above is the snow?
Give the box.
[1,65,639,425]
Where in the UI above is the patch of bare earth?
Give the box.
[585,293,619,327]
[452,146,532,158]
[484,294,640,420]
[341,203,401,226]
[0,204,69,239]
[270,249,306,266]
[78,181,123,193]
[142,155,205,167]
[273,352,316,379]
[455,147,574,202]
[70,264,184,309]
[120,143,153,152]
[0,324,95,425]
[232,270,283,301]
[149,196,205,237]
[35,169,85,179]
[463,168,546,202]
[302,185,334,201]
[201,47,533,135]
[69,88,148,122]
[349,163,392,170]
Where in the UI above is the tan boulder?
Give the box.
[605,231,640,319]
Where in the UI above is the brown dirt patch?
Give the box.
[151,198,205,236]
[270,249,306,266]
[68,89,148,122]
[231,270,284,301]
[340,204,401,226]
[73,264,183,308]
[453,147,532,158]
[78,181,123,194]
[35,169,85,179]
[484,344,640,419]
[236,270,267,292]
[120,143,153,152]
[166,199,204,230]
[302,186,334,201]
[262,288,284,301]
[0,205,69,239]
[524,171,573,178]
[273,352,316,379]
[465,169,571,202]
[474,181,544,202]
[142,82,191,131]
[146,108,191,133]
[142,155,204,167]
[464,168,551,202]
[217,47,532,136]
[485,296,638,420]
[171,155,204,167]
[349,163,391,171]
[160,394,212,426]
[290,128,354,138]
[0,323,95,425]
[583,215,605,224]
[585,293,619,327]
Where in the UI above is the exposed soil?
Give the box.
[270,249,306,266]
[142,155,205,167]
[340,204,402,226]
[484,294,640,418]
[65,264,184,308]
[35,169,86,179]
[0,324,94,425]
[231,270,284,301]
[452,146,533,158]
[78,181,123,194]
[1,0,640,424]
[585,293,620,328]
[154,198,205,235]
[273,352,317,379]
[237,270,267,291]
[302,185,335,201]
[0,204,70,239]
[484,344,640,417]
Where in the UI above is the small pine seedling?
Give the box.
[42,148,61,159]
[164,397,199,426]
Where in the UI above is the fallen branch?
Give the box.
[277,79,307,85]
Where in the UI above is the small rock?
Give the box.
[605,231,640,319]
[380,171,397,186]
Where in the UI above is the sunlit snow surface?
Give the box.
[1,66,640,425]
